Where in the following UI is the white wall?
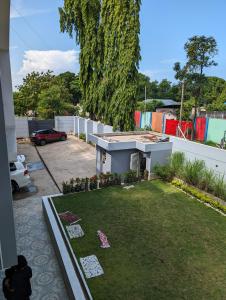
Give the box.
[170,136,226,180]
[54,116,114,138]
[55,116,74,133]
[15,117,29,138]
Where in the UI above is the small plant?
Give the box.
[124,170,138,183]
[153,163,174,182]
[79,133,86,141]
[182,160,205,186]
[170,152,185,177]
[90,175,98,190]
[198,168,215,193]
[213,175,226,200]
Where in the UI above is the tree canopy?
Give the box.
[59,0,141,130]
[14,71,81,117]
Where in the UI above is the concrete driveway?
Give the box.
[37,135,96,189]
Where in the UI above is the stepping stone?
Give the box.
[58,211,81,224]
[66,224,84,239]
[80,255,104,279]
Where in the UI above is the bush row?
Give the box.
[62,170,147,194]
[172,179,226,214]
[154,152,226,201]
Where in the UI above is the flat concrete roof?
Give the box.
[89,131,172,152]
[99,131,164,144]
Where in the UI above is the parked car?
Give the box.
[10,161,31,193]
[30,129,67,146]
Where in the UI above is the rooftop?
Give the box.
[99,131,166,143]
[89,131,172,152]
[144,99,181,107]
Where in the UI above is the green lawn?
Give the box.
[53,180,226,300]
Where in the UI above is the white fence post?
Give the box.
[74,116,78,135]
[85,119,94,142]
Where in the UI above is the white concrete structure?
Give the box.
[78,117,86,136]
[0,0,17,269]
[0,0,16,161]
[89,132,172,175]
[15,117,29,138]
[55,116,74,133]
[85,119,93,142]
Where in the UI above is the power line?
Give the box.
[11,3,52,49]
[11,25,34,49]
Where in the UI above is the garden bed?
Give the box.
[53,180,226,299]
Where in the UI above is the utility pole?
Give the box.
[144,85,147,113]
[179,81,185,127]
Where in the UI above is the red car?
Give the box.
[30,129,67,146]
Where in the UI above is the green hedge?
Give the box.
[172,179,226,214]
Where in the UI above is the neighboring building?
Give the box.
[89,132,172,176]
[0,0,17,269]
[144,99,180,119]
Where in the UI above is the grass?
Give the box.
[53,180,226,300]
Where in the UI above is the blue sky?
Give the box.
[10,0,226,89]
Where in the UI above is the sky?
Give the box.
[10,0,226,89]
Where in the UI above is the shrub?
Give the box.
[182,160,205,186]
[90,175,98,190]
[153,163,174,182]
[124,170,138,183]
[79,133,86,141]
[170,152,185,177]
[172,178,226,214]
[213,175,226,200]
[198,168,215,193]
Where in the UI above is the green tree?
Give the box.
[184,35,218,118]
[137,100,163,112]
[37,84,74,119]
[59,0,101,119]
[202,76,225,106]
[14,71,54,116]
[59,0,141,130]
[158,79,172,98]
[57,72,82,105]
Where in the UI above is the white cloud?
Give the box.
[19,50,80,76]
[11,50,79,89]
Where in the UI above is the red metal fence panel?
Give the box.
[134,111,141,128]
[195,117,206,142]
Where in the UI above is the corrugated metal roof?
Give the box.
[144,99,181,106]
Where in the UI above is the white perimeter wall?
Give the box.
[15,117,29,138]
[170,136,226,180]
[55,116,74,133]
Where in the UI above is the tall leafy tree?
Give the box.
[57,72,81,104]
[100,0,141,130]
[59,0,141,130]
[59,0,101,119]
[184,35,218,118]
